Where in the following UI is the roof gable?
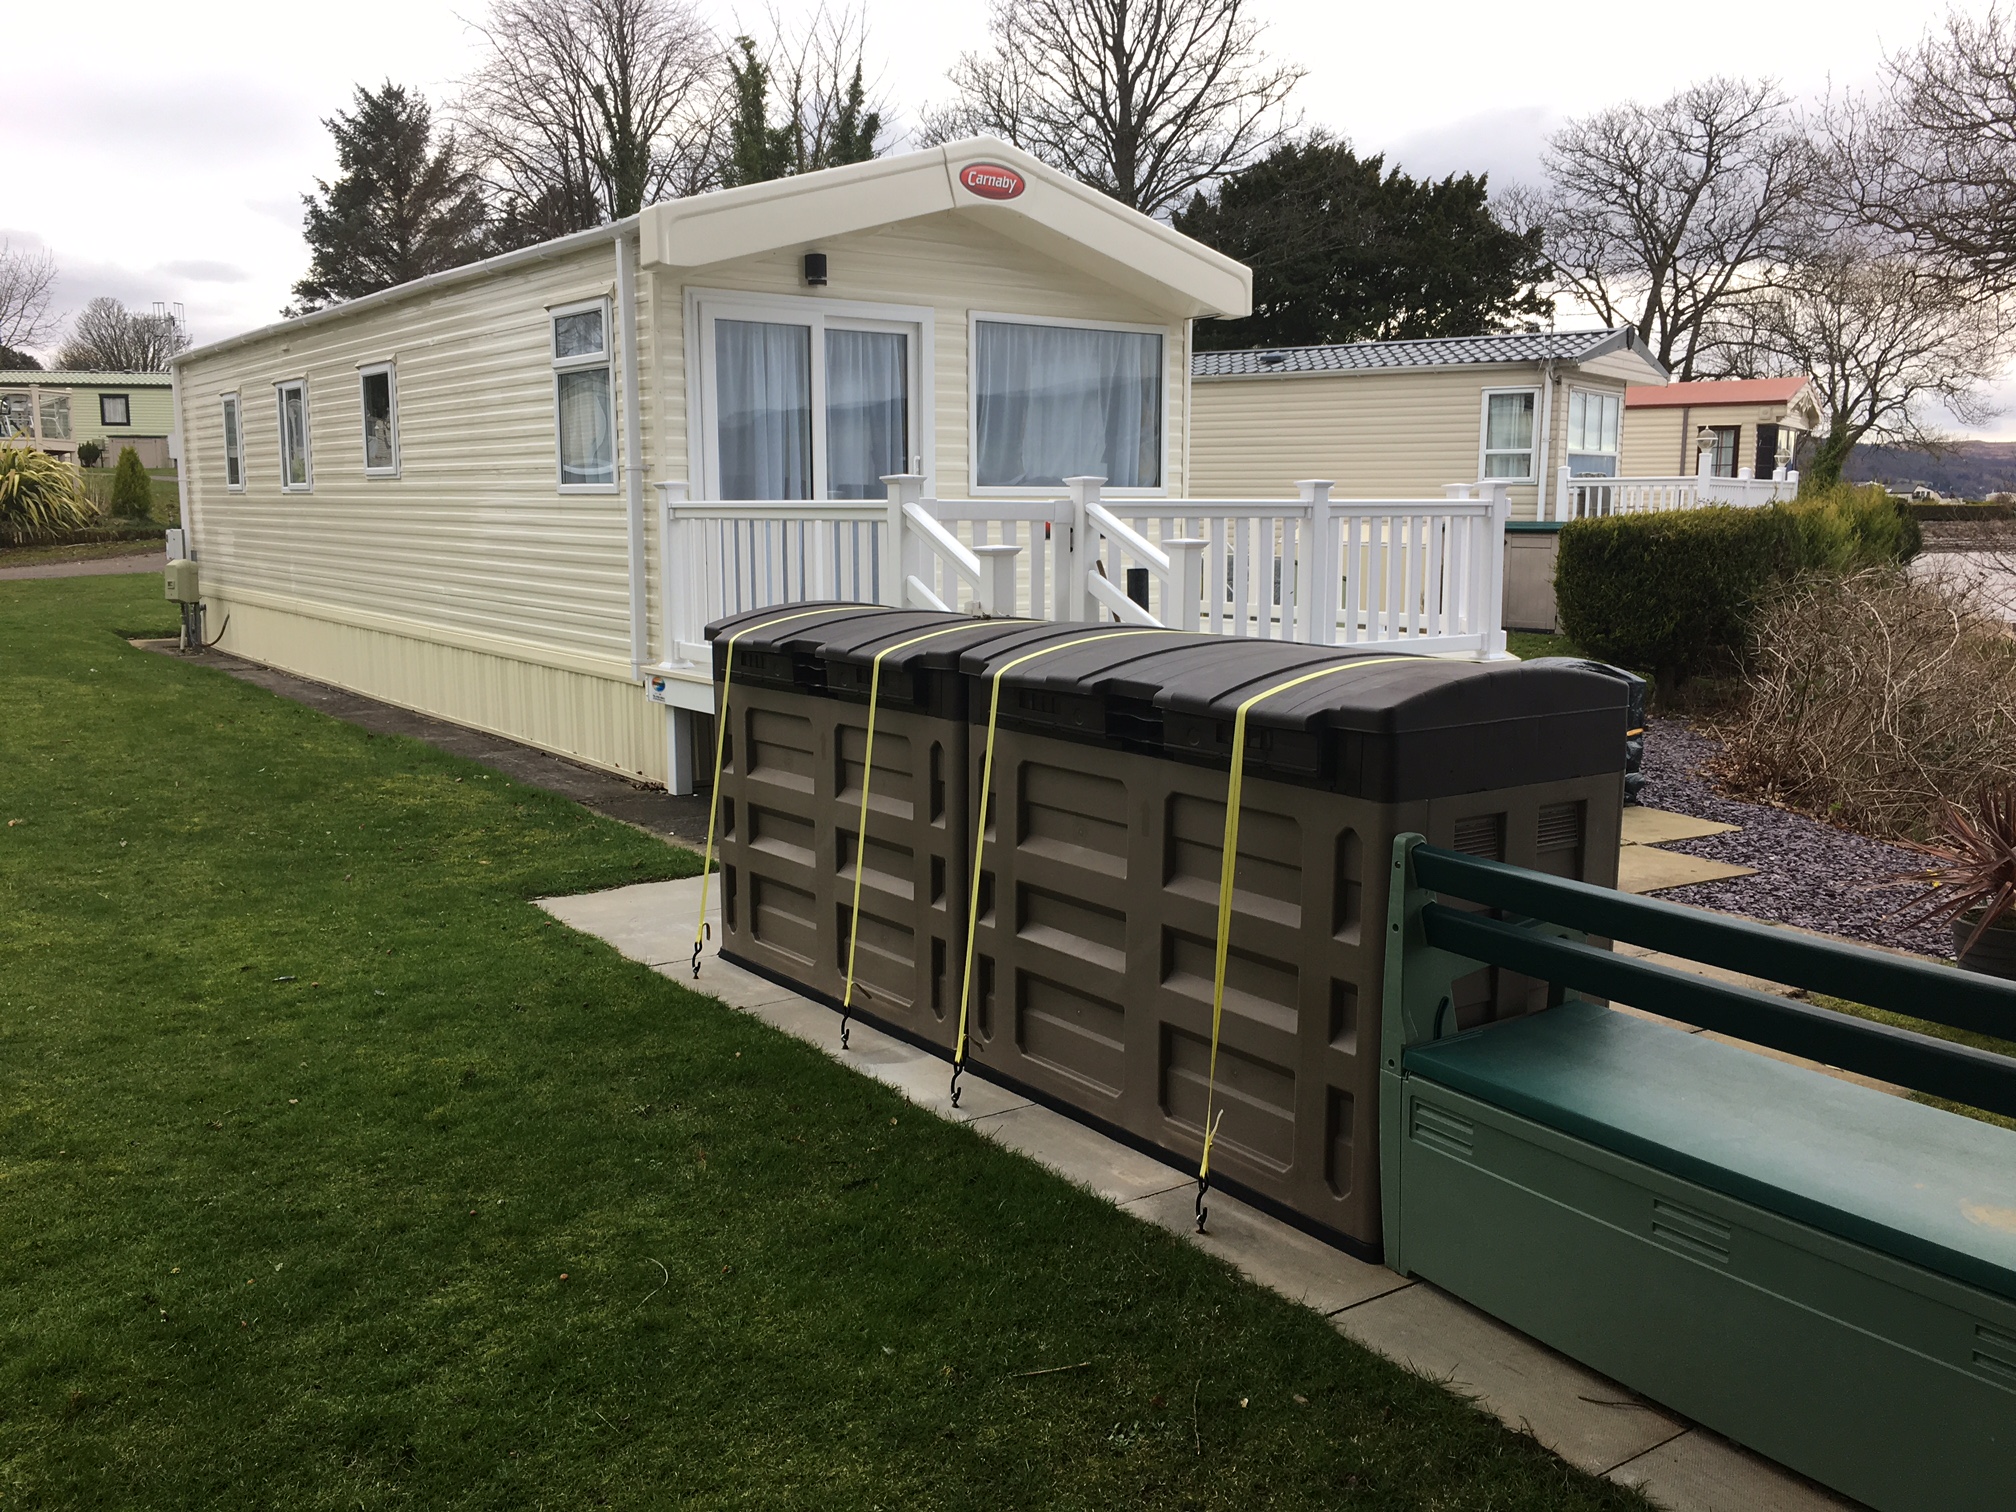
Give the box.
[1192,329,1663,379]
[638,139,1251,320]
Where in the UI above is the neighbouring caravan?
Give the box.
[171,139,1250,790]
[1189,329,1669,521]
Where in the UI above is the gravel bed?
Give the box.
[1635,718,1953,959]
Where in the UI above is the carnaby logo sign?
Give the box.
[958,162,1026,200]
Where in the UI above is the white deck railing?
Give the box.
[1556,462,1799,521]
[654,474,1510,675]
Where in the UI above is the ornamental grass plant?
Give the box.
[0,442,99,543]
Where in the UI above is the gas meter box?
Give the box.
[164,559,201,603]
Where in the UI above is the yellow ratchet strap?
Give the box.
[1194,655,1412,1232]
[951,627,1179,1107]
[838,622,982,1048]
[691,607,862,978]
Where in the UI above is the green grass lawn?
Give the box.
[0,576,1648,1511]
[79,466,181,527]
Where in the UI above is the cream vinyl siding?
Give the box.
[1191,366,1548,516]
[650,211,1190,497]
[1575,348,1668,386]
[179,239,664,779]
[1190,365,1634,520]
[1622,401,1795,477]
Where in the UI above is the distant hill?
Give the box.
[1845,440,2016,499]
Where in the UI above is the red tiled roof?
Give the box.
[1626,377,1813,408]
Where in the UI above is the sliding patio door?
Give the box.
[696,295,926,500]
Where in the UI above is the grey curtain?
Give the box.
[825,329,908,499]
[974,321,1161,488]
[716,318,812,499]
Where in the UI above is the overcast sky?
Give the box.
[11,0,2010,435]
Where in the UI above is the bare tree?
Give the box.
[1824,5,2016,296]
[1536,78,1810,378]
[56,298,190,372]
[0,240,59,356]
[921,0,1303,217]
[459,0,727,246]
[1715,230,2010,486]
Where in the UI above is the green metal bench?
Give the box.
[1381,837,2016,1512]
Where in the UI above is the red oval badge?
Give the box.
[959,162,1026,201]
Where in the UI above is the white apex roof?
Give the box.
[639,138,1252,321]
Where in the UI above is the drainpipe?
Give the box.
[1533,360,1555,520]
[615,227,648,681]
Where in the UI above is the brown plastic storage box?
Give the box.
[704,604,1092,1052]
[951,632,1626,1259]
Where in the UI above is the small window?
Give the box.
[100,393,131,427]
[1565,389,1621,477]
[221,394,244,490]
[276,379,312,491]
[551,300,615,490]
[1480,390,1537,481]
[1701,425,1739,478]
[974,318,1163,489]
[359,363,398,475]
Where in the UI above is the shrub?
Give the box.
[77,440,104,468]
[109,446,152,520]
[1717,571,2016,839]
[1554,506,1799,686]
[0,444,99,543]
[1783,480,1921,572]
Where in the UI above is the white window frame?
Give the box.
[1477,386,1540,484]
[219,391,244,492]
[967,309,1173,497]
[551,296,618,494]
[684,287,933,501]
[1563,385,1622,475]
[357,360,400,478]
[275,378,313,493]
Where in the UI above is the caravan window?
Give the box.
[100,393,130,427]
[275,380,312,491]
[1480,389,1537,481]
[1566,389,1621,476]
[359,363,399,475]
[552,300,615,491]
[221,394,244,489]
[972,318,1163,490]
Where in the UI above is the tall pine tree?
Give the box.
[721,34,883,188]
[1176,134,1552,350]
[291,83,490,314]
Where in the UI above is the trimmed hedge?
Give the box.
[1556,508,1796,686]
[1555,485,1920,688]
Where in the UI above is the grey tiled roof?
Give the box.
[1192,329,1638,377]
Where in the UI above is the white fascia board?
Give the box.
[639,137,1252,321]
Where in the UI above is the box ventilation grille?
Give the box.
[1651,1199,1732,1265]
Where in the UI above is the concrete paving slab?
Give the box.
[653,955,805,1010]
[838,1020,1029,1123]
[968,1102,1192,1205]
[1608,1427,1860,1511]
[1128,1184,1412,1316]
[1622,808,1740,846]
[1619,847,1757,895]
[539,878,694,967]
[1330,1283,1685,1478]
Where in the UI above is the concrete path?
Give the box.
[0,548,165,581]
[539,872,1858,1512]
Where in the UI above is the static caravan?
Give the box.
[1188,329,1669,521]
[1,371,176,466]
[1623,376,1820,481]
[172,139,1249,791]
